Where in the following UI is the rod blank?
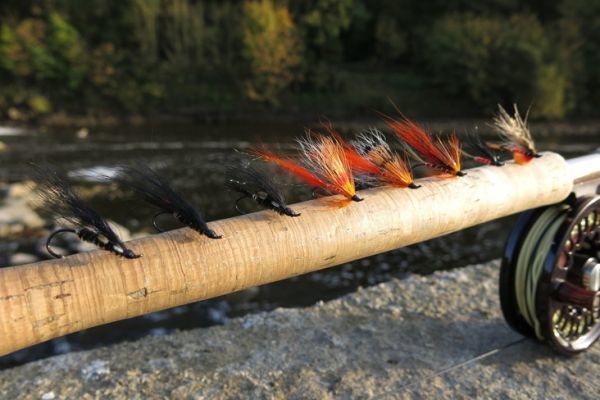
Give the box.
[0,152,576,356]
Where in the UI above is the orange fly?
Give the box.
[353,129,420,188]
[251,148,329,189]
[381,111,464,176]
[297,132,362,201]
[320,123,382,177]
[491,104,540,165]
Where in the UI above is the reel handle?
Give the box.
[556,281,600,311]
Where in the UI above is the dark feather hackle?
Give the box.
[115,164,221,239]
[464,134,504,166]
[225,164,300,217]
[33,165,139,258]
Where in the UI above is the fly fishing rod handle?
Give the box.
[0,152,574,356]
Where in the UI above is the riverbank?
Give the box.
[4,112,600,142]
[1,260,597,399]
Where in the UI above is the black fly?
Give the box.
[115,164,221,239]
[34,165,140,259]
[464,134,505,166]
[225,164,300,217]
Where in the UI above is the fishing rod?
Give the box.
[0,107,598,358]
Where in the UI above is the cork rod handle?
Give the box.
[0,152,573,356]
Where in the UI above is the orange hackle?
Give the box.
[320,123,381,176]
[381,112,463,176]
[251,148,328,189]
[513,151,535,165]
[491,104,539,165]
[297,132,361,201]
[353,129,418,188]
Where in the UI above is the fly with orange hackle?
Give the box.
[251,143,361,202]
[297,131,362,201]
[250,147,329,189]
[319,123,382,178]
[381,110,465,177]
[353,128,420,188]
[490,104,540,165]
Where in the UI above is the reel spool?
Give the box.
[500,195,600,355]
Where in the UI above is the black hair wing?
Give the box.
[115,164,183,212]
[466,134,503,164]
[33,164,124,246]
[225,164,287,206]
[116,163,217,236]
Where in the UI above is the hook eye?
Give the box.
[45,228,77,258]
[235,195,250,215]
[152,211,171,233]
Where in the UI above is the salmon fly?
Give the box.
[115,164,221,239]
[253,144,361,202]
[251,147,330,192]
[297,132,362,201]
[463,134,504,166]
[491,104,540,165]
[34,166,140,259]
[382,112,465,176]
[225,164,300,217]
[353,128,420,188]
[319,123,382,177]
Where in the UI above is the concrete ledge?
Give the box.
[1,260,599,399]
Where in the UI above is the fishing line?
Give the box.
[375,338,528,397]
[514,204,569,340]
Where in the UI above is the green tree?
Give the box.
[288,0,355,90]
[373,14,407,62]
[241,0,301,103]
[0,12,86,114]
[557,0,600,116]
[423,13,569,118]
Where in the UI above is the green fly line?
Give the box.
[514,205,569,340]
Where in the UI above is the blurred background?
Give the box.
[1,0,599,366]
[0,0,599,120]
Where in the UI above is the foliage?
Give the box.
[240,0,300,103]
[373,14,406,62]
[423,13,570,118]
[0,12,87,113]
[0,0,597,119]
[288,0,356,90]
[557,0,600,116]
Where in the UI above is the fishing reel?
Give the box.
[500,194,600,355]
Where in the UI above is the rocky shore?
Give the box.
[0,181,53,267]
[1,261,598,399]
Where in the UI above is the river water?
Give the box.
[0,120,598,366]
